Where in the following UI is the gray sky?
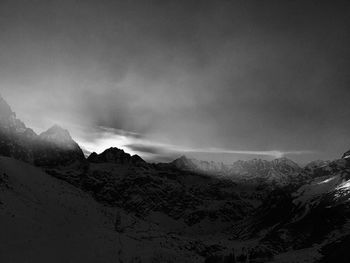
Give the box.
[1,0,350,163]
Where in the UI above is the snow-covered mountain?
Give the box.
[0,156,206,263]
[230,154,350,262]
[2,94,350,262]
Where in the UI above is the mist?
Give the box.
[1,0,350,163]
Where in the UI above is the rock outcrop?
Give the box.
[87,147,145,165]
[0,95,85,166]
[172,155,303,187]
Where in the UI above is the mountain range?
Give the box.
[1,94,350,262]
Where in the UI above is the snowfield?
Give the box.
[0,156,121,262]
[0,157,201,263]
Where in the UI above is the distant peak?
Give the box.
[171,155,198,171]
[46,124,67,132]
[102,147,125,154]
[172,155,196,164]
[39,125,73,144]
[87,152,98,160]
[88,147,145,164]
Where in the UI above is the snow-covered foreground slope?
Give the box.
[0,156,121,262]
[0,157,202,263]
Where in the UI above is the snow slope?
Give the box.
[0,156,206,263]
[0,156,121,263]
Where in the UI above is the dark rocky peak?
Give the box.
[87,152,99,161]
[131,154,145,164]
[87,147,146,165]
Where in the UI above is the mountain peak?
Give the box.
[39,125,73,144]
[39,125,77,152]
[45,124,70,134]
[172,155,203,172]
[172,155,194,164]
[0,96,84,166]
[103,147,126,154]
[87,147,145,165]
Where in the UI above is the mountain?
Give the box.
[87,147,146,165]
[230,155,350,262]
[0,94,259,261]
[34,125,85,166]
[172,155,304,187]
[0,95,37,162]
[3,94,350,262]
[0,156,204,262]
[50,152,255,228]
[0,95,85,166]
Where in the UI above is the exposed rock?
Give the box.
[172,155,303,187]
[0,95,85,166]
[33,125,85,166]
[87,147,146,165]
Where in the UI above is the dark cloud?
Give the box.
[1,0,350,163]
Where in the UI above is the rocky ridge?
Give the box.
[2,94,350,262]
[0,95,85,166]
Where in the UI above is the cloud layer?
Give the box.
[1,0,350,163]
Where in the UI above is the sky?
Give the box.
[0,0,350,163]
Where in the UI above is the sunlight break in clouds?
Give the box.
[75,126,313,160]
[178,148,313,159]
[75,126,140,156]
